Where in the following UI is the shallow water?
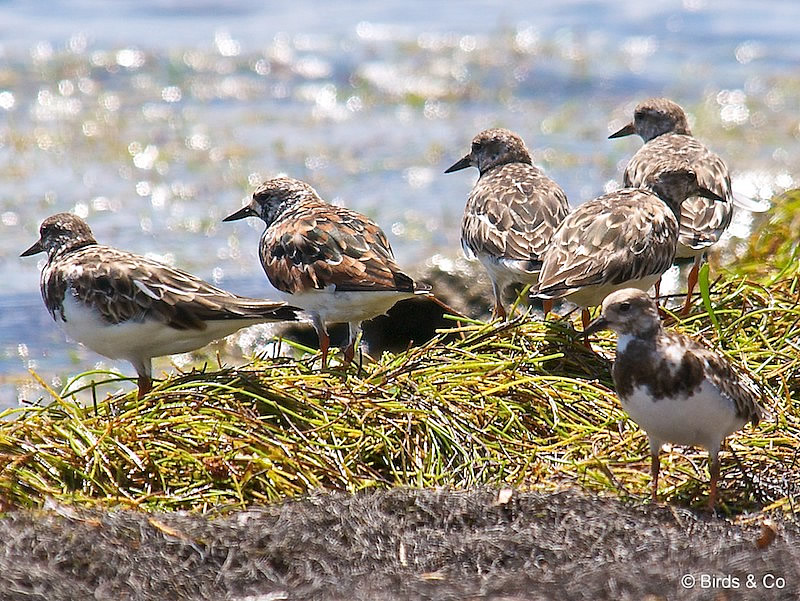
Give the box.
[1,0,798,406]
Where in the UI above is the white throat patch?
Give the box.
[617,333,635,353]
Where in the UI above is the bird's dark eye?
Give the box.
[472,142,482,152]
[618,302,631,312]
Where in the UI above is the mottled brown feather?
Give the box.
[461,162,569,265]
[43,246,297,329]
[535,189,678,298]
[259,202,416,295]
[623,133,733,251]
[615,331,762,426]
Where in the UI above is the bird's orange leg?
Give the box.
[491,281,507,321]
[342,322,361,367]
[311,315,331,369]
[681,256,702,316]
[137,376,152,400]
[651,451,661,504]
[319,332,330,369]
[708,453,720,510]
[134,361,153,399]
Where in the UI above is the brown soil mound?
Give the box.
[1,488,796,601]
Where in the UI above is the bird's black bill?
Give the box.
[698,187,726,202]
[222,206,256,222]
[608,122,636,139]
[20,239,44,257]
[444,155,471,173]
[582,316,609,337]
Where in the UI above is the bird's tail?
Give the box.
[215,297,301,322]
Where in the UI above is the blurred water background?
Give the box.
[0,0,797,405]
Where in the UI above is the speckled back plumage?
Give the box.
[616,98,734,254]
[462,162,569,267]
[44,246,297,328]
[614,330,762,426]
[24,212,298,397]
[35,214,297,328]
[456,129,569,268]
[225,177,427,367]
[248,177,420,295]
[534,164,719,306]
[597,289,763,426]
[624,134,733,253]
[534,188,679,299]
[587,287,763,506]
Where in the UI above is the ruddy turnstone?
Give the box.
[21,213,299,398]
[444,128,569,319]
[223,177,429,368]
[609,97,734,314]
[532,166,723,335]
[584,288,763,508]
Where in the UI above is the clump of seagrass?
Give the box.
[0,274,798,514]
[739,188,800,278]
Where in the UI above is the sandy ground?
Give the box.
[0,488,796,601]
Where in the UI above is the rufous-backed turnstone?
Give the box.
[21,213,299,398]
[445,128,569,319]
[584,288,763,508]
[223,177,429,368]
[609,98,734,314]
[532,166,723,335]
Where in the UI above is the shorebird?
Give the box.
[444,128,569,319]
[21,213,299,398]
[533,166,724,336]
[609,98,734,314]
[223,177,429,368]
[584,288,763,508]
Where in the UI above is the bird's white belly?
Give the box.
[621,381,746,450]
[674,243,706,260]
[276,287,416,324]
[477,253,540,288]
[566,274,661,308]
[58,293,265,362]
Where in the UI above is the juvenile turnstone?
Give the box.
[609,98,734,314]
[21,213,299,398]
[223,177,429,367]
[532,166,723,333]
[444,128,570,319]
[584,288,763,508]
